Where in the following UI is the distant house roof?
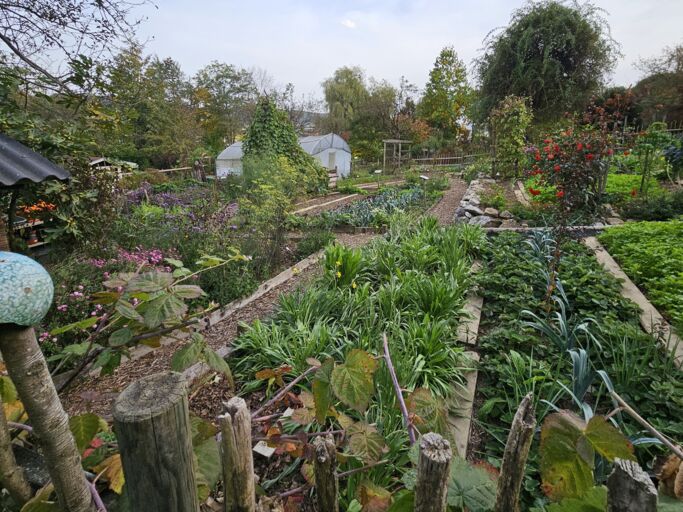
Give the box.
[0,133,71,187]
[89,157,138,169]
[217,134,350,162]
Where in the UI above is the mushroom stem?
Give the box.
[0,324,96,512]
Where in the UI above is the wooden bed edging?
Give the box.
[584,237,682,368]
[450,260,484,457]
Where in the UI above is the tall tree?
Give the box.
[194,62,257,150]
[634,44,683,125]
[418,47,472,140]
[322,66,369,134]
[0,0,147,96]
[349,79,396,160]
[476,1,618,124]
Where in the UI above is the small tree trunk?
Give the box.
[0,325,95,512]
[415,432,452,512]
[495,392,535,512]
[607,458,657,512]
[0,394,32,505]
[313,434,338,512]
[219,397,255,512]
[113,371,199,512]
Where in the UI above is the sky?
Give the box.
[134,0,683,98]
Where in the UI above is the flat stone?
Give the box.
[469,215,500,228]
[500,219,519,228]
[454,206,467,218]
[607,217,624,225]
[483,207,499,217]
[464,204,484,216]
[500,210,514,219]
[594,222,605,228]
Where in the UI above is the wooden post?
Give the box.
[113,372,199,512]
[607,458,657,512]
[495,393,535,512]
[0,325,95,512]
[415,432,452,512]
[219,397,256,512]
[313,434,338,512]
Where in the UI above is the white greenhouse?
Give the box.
[216,133,351,178]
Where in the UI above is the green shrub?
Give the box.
[604,173,663,204]
[619,189,683,221]
[480,184,507,210]
[296,230,335,259]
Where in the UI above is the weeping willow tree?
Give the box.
[476,1,619,125]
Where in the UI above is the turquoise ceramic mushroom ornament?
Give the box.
[0,251,97,510]
[0,251,54,325]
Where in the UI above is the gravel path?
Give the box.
[427,176,468,225]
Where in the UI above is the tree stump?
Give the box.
[113,371,199,512]
[219,397,256,512]
[313,434,338,512]
[0,325,95,511]
[415,432,452,512]
[495,393,535,512]
[607,458,657,512]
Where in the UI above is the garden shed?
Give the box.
[216,133,351,178]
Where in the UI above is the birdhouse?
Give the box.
[0,251,54,326]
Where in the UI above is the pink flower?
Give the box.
[57,304,68,312]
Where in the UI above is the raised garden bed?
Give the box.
[597,220,683,336]
[471,230,683,509]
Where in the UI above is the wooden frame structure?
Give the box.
[382,139,412,171]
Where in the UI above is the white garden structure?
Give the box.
[216,133,351,178]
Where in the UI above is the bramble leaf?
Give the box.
[69,413,103,453]
[358,480,391,512]
[312,357,334,424]
[331,349,377,412]
[347,421,387,463]
[447,457,497,512]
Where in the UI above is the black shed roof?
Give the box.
[0,133,71,186]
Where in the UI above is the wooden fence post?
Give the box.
[415,432,452,512]
[219,397,256,512]
[607,458,657,512]
[313,434,338,512]
[495,393,535,512]
[113,371,199,512]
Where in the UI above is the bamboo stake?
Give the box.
[382,333,415,445]
[610,391,683,460]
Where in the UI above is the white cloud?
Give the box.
[341,18,357,29]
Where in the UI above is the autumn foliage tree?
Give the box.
[419,46,472,141]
